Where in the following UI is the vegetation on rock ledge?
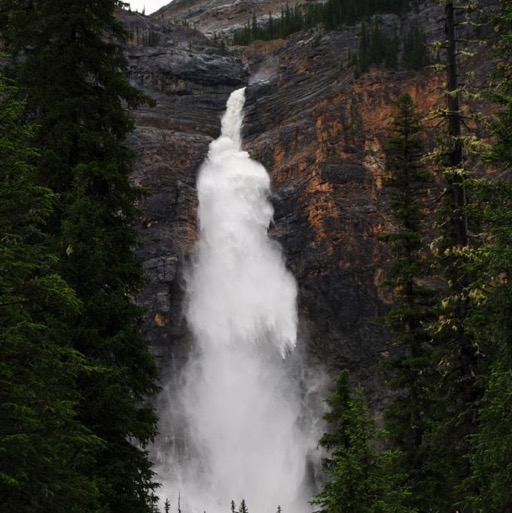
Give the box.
[232,0,430,73]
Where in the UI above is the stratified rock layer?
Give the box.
[242,32,445,403]
[241,21,493,403]
[122,4,493,406]
[153,0,292,38]
[122,10,440,404]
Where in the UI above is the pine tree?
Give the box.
[459,174,512,513]
[311,370,414,513]
[356,18,400,75]
[238,499,249,513]
[0,2,159,512]
[231,0,414,46]
[402,25,430,70]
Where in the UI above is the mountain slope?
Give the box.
[154,0,293,38]
[121,1,495,406]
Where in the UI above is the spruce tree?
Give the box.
[466,2,512,510]
[0,2,159,512]
[379,4,500,512]
[311,370,414,513]
[414,3,483,510]
[402,25,430,70]
[0,74,101,513]
[238,499,249,513]
[380,93,437,511]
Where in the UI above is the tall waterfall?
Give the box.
[154,88,322,513]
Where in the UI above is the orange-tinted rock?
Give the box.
[122,4,496,407]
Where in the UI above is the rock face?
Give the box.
[120,11,247,372]
[121,2,494,407]
[242,34,444,404]
[153,0,293,38]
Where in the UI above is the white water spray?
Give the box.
[155,88,321,513]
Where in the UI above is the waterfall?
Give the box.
[154,87,322,513]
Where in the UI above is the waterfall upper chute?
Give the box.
[190,87,297,358]
[154,87,319,513]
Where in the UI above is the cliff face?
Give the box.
[242,34,445,400]
[121,4,492,405]
[153,0,293,38]
[120,11,247,371]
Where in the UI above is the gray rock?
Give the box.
[121,11,246,371]
[123,0,496,410]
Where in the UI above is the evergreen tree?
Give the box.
[0,2,159,512]
[232,0,412,46]
[379,4,497,512]
[466,2,512,510]
[238,499,249,513]
[0,74,101,513]
[356,18,400,75]
[412,3,483,510]
[380,93,437,511]
[464,179,512,513]
[402,25,430,70]
[311,370,414,513]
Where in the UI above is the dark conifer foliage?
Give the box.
[418,4,481,510]
[320,0,410,30]
[465,178,512,513]
[402,24,431,70]
[312,370,414,513]
[0,74,101,513]
[352,18,400,76]
[380,93,438,512]
[466,1,512,510]
[233,2,430,73]
[233,0,414,47]
[233,4,306,45]
[378,4,503,513]
[0,1,159,512]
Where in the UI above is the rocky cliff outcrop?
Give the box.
[120,11,246,373]
[121,2,494,406]
[153,0,294,38]
[242,35,446,403]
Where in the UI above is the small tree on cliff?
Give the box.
[311,370,414,513]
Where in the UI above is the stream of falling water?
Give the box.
[154,88,322,513]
